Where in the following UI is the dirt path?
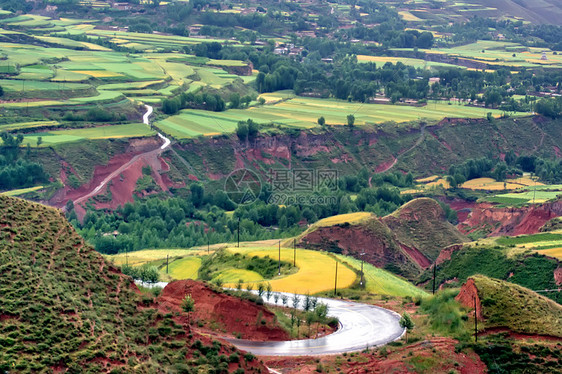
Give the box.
[71,105,170,209]
[369,123,425,187]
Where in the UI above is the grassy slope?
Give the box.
[383,198,468,261]
[173,116,562,184]
[424,245,562,304]
[472,275,562,337]
[299,198,467,278]
[0,195,261,373]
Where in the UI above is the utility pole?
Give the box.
[334,261,338,297]
[166,254,169,274]
[237,218,240,248]
[359,252,366,288]
[207,237,210,254]
[474,296,478,342]
[278,240,281,276]
[293,239,296,267]
[432,263,437,295]
[533,172,537,204]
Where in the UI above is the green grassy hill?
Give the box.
[0,195,264,373]
[421,245,562,304]
[382,198,468,261]
[464,275,562,337]
[299,198,467,279]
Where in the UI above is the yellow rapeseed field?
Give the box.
[225,246,356,294]
[106,249,201,266]
[311,212,373,228]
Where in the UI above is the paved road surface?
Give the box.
[226,291,404,356]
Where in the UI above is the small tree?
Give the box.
[246,283,254,292]
[236,279,243,291]
[257,282,265,297]
[317,116,325,127]
[292,293,301,309]
[347,114,355,127]
[236,121,248,140]
[305,311,315,337]
[36,136,42,148]
[265,283,273,301]
[311,297,318,310]
[273,292,280,304]
[181,294,195,325]
[399,313,414,343]
[140,265,159,284]
[304,293,311,312]
[314,303,329,337]
[281,295,288,307]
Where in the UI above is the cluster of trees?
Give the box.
[236,119,260,141]
[72,167,425,254]
[161,91,226,115]
[535,97,562,119]
[514,155,562,184]
[445,153,562,188]
[0,133,48,191]
[446,157,513,188]
[341,25,434,49]
[121,264,160,284]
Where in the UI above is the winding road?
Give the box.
[136,281,405,356]
[228,291,404,356]
[72,105,170,208]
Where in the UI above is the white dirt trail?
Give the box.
[71,105,170,208]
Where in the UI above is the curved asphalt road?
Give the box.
[226,291,405,356]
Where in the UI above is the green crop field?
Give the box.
[156,92,523,138]
[424,41,562,69]
[357,55,462,69]
[167,256,202,280]
[482,185,562,205]
[212,268,265,283]
[0,186,44,197]
[16,123,155,147]
[0,121,60,132]
[495,233,562,246]
[335,254,428,298]
[0,38,250,110]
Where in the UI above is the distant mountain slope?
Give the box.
[456,275,562,337]
[471,0,562,25]
[299,198,468,279]
[0,195,264,373]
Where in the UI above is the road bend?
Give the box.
[226,291,405,356]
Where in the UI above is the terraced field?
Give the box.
[395,40,562,69]
[483,185,562,205]
[0,34,250,110]
[493,233,562,260]
[17,123,156,146]
[156,93,518,138]
[357,55,460,69]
